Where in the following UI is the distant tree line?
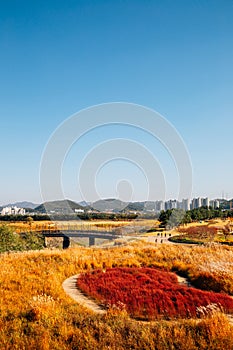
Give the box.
[76,212,138,220]
[0,212,139,222]
[159,206,233,228]
[0,214,51,221]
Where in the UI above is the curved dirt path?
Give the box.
[62,274,106,314]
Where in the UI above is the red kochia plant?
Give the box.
[77,267,233,320]
[178,225,217,238]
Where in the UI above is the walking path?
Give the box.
[62,274,106,314]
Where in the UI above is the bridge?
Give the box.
[40,230,120,248]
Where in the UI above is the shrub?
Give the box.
[0,225,45,253]
[0,225,23,252]
[77,267,233,320]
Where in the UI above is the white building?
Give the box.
[201,197,210,207]
[74,208,85,213]
[191,197,202,210]
[155,200,165,212]
[0,206,25,215]
[165,200,178,210]
[209,200,220,209]
[153,197,221,213]
[182,199,190,211]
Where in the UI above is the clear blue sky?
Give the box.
[1,0,233,204]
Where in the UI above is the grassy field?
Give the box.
[2,219,159,233]
[0,219,161,249]
[1,240,233,349]
[170,218,233,244]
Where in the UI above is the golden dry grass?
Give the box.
[170,218,232,236]
[1,241,233,349]
[2,219,159,233]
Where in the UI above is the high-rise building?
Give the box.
[209,200,220,209]
[182,198,190,211]
[155,200,164,212]
[202,197,209,207]
[165,200,178,210]
[191,197,202,209]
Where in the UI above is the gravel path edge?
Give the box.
[62,274,106,314]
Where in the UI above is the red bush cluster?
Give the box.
[77,267,233,320]
[178,225,218,237]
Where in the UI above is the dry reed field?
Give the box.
[1,240,233,349]
[3,219,159,233]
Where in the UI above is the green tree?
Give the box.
[181,211,192,225]
[0,225,23,252]
[159,210,172,228]
[0,225,44,253]
[167,209,186,228]
[20,232,44,250]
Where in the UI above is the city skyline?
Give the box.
[0,195,229,209]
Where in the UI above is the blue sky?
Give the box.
[0,0,233,204]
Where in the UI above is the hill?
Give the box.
[123,201,156,212]
[90,199,157,213]
[34,199,85,214]
[78,201,90,207]
[2,201,38,209]
[91,198,128,212]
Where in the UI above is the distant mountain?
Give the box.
[34,199,85,214]
[78,201,90,207]
[122,201,156,212]
[3,201,38,209]
[123,202,145,212]
[91,198,128,212]
[143,201,157,210]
